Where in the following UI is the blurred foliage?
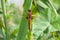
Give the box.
[0,0,60,40]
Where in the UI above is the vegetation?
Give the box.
[0,0,60,40]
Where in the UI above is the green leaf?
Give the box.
[47,2,60,32]
[36,0,48,9]
[37,0,60,32]
[1,0,9,40]
[0,28,3,40]
[32,2,60,39]
[32,13,49,40]
[32,4,39,15]
[50,15,60,30]
[0,17,4,28]
[17,0,33,40]
[23,0,33,14]
[17,17,28,40]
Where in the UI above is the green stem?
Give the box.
[28,30,32,40]
[1,0,9,40]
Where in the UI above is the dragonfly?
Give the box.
[27,9,37,40]
[26,9,34,40]
[27,10,32,32]
[27,9,36,32]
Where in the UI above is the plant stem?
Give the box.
[1,0,9,40]
[28,30,32,40]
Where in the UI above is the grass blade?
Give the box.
[17,0,32,40]
[1,0,9,40]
